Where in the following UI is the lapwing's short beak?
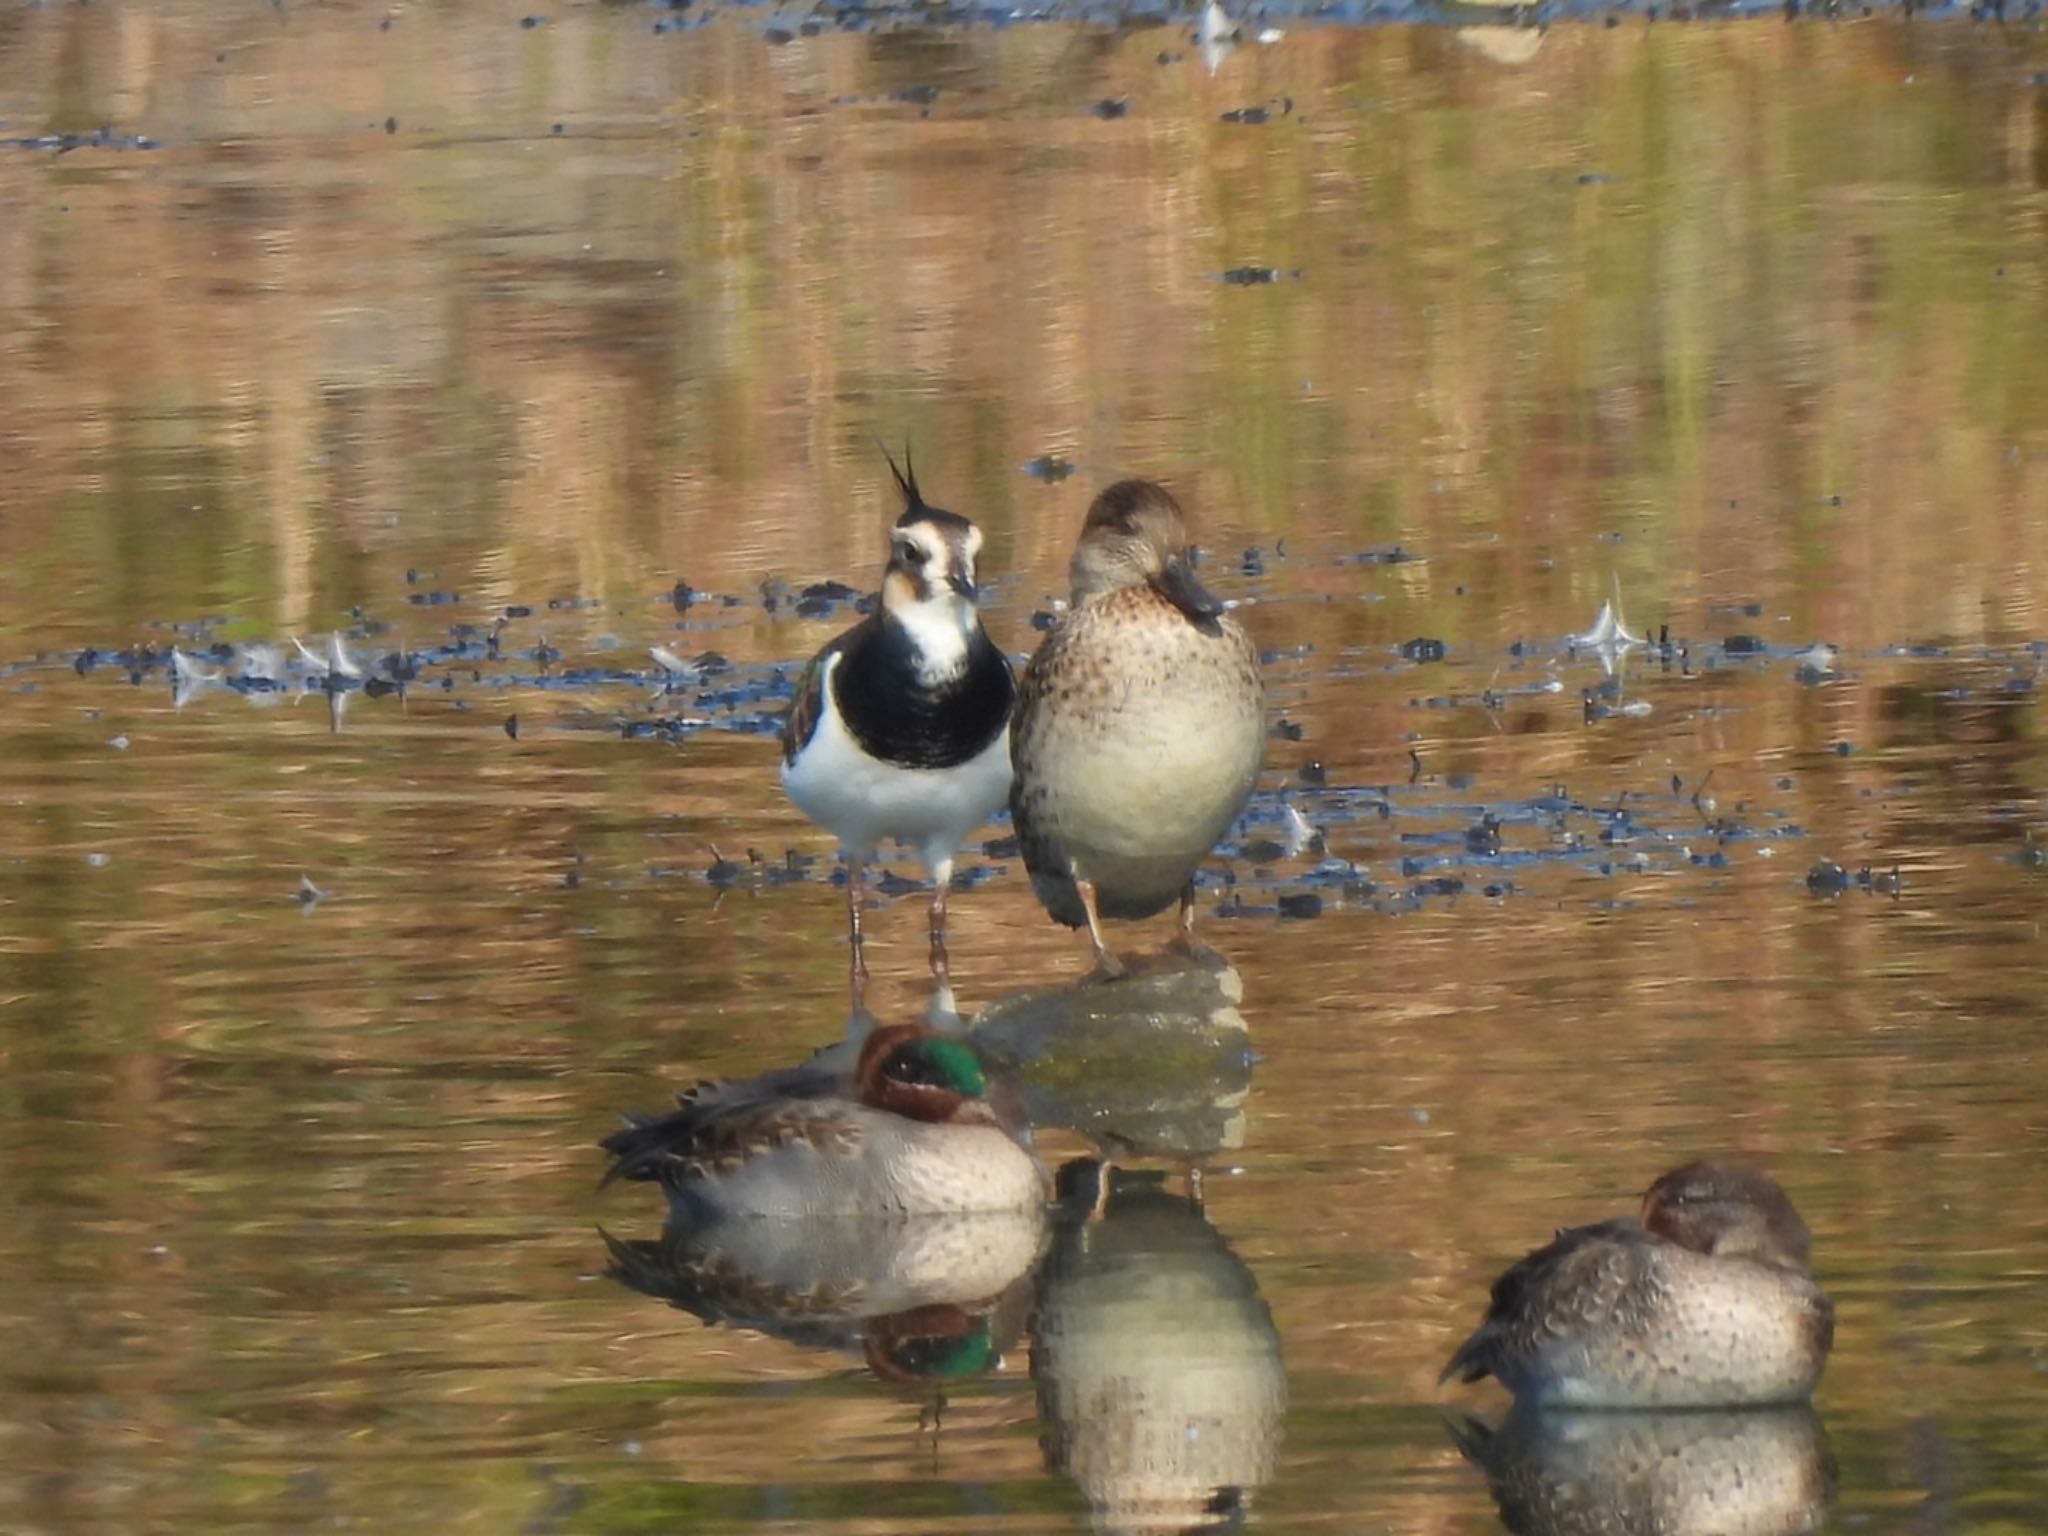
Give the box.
[947,571,978,601]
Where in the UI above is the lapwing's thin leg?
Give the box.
[1076,877,1125,979]
[847,859,871,1006]
[928,857,953,990]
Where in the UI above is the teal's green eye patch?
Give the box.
[881,1037,989,1098]
[883,1327,998,1382]
[918,1037,988,1097]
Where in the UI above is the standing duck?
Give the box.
[1010,480,1265,973]
[1440,1162,1835,1409]
[780,450,1015,991]
[600,1024,1047,1219]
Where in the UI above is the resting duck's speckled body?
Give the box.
[1441,1162,1834,1409]
[602,1025,1047,1219]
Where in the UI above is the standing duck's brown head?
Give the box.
[1069,480,1226,633]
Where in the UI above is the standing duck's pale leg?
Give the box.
[1075,877,1125,979]
[1171,879,1221,964]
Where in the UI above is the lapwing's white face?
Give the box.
[887,519,978,605]
[882,513,984,678]
[884,516,982,611]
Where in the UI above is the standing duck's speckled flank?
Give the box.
[1010,480,1265,972]
[600,1023,1048,1219]
[1440,1162,1835,1409]
[780,449,1014,992]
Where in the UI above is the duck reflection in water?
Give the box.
[968,946,1254,1208]
[1444,1405,1836,1536]
[603,1203,1047,1393]
[1032,1158,1286,1536]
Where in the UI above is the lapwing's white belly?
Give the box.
[782,669,1013,870]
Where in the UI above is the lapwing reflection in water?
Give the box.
[1444,1405,1836,1536]
[971,946,1254,1208]
[1031,1159,1285,1536]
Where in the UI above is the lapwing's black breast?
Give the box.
[832,620,1014,770]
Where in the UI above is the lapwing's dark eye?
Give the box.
[903,545,926,565]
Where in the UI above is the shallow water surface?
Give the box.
[3,3,2048,1533]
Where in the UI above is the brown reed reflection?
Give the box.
[3,14,2045,659]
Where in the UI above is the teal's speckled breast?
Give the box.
[1011,585,1265,923]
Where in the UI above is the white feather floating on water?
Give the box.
[1198,0,1238,72]
[170,648,222,708]
[1571,599,1645,651]
[1281,801,1317,860]
[171,648,219,686]
[649,645,697,679]
[291,632,362,680]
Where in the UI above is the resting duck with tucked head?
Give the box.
[601,1024,1047,1219]
[1440,1162,1834,1409]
